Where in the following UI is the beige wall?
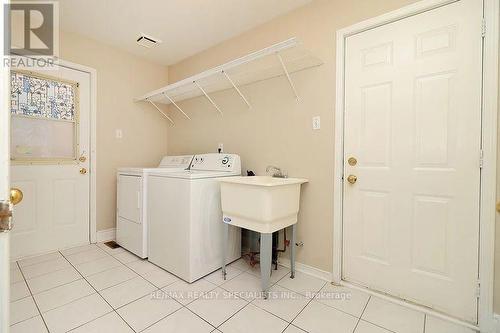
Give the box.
[59,31,169,231]
[166,0,420,272]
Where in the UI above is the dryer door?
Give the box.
[117,175,142,224]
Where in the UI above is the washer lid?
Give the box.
[117,155,194,175]
[117,166,190,176]
[148,170,241,179]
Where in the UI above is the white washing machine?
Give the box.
[148,153,242,282]
[116,155,193,258]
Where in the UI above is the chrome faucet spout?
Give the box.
[266,165,287,178]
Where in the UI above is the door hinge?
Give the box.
[476,280,481,298]
[481,18,486,37]
[0,201,13,232]
[479,149,484,168]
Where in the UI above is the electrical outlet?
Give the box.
[115,129,123,139]
[312,116,321,130]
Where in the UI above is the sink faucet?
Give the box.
[266,165,287,178]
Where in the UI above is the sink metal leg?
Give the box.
[260,233,272,299]
[222,222,229,280]
[291,224,296,279]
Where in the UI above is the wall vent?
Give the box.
[136,33,161,48]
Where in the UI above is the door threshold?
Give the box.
[340,280,479,331]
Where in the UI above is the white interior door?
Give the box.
[342,0,482,322]
[9,64,91,259]
[0,0,11,330]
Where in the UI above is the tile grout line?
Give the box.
[133,280,221,333]
[18,244,102,271]
[22,264,73,282]
[16,253,64,269]
[16,259,51,332]
[184,285,254,329]
[26,273,81,296]
[20,250,131,311]
[250,283,321,325]
[280,286,317,333]
[352,295,371,333]
[18,245,109,281]
[136,304,185,333]
[16,249,393,333]
[360,319,399,333]
[66,311,118,333]
[66,247,198,332]
[15,246,179,332]
[60,248,137,333]
[213,267,305,330]
[313,284,373,321]
[215,300,252,330]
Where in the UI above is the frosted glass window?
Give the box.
[10,71,79,162]
[11,116,76,160]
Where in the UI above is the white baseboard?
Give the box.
[95,228,116,243]
[493,313,500,333]
[278,257,332,282]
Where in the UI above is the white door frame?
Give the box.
[332,0,499,331]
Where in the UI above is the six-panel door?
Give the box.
[343,0,483,322]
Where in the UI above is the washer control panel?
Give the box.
[190,153,241,172]
[158,155,194,168]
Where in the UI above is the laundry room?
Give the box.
[1,0,499,332]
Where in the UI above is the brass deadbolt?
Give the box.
[10,188,23,205]
[348,157,357,166]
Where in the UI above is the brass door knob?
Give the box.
[79,168,87,175]
[496,202,500,213]
[347,175,357,184]
[10,188,23,205]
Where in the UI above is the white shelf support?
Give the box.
[193,81,223,116]
[276,52,299,101]
[148,100,174,125]
[222,70,251,109]
[163,93,191,120]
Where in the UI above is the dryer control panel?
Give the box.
[190,153,241,172]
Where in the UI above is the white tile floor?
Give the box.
[9,243,478,333]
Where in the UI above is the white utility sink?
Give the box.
[219,176,308,233]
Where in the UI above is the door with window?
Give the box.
[0,1,11,329]
[9,65,91,258]
[342,0,482,323]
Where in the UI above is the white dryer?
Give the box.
[116,155,193,258]
[148,153,242,282]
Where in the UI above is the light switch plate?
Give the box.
[312,116,321,130]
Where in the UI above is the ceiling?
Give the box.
[59,0,312,66]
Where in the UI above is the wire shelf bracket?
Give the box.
[148,100,174,125]
[163,93,191,120]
